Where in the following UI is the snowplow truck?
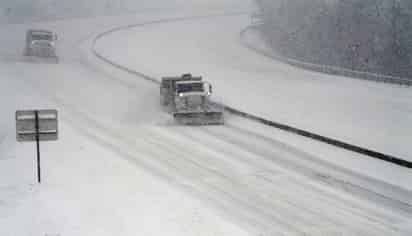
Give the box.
[24,29,58,62]
[160,74,224,125]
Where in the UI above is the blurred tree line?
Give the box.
[255,0,412,78]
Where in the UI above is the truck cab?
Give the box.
[174,80,212,111]
[160,74,202,106]
[24,29,58,60]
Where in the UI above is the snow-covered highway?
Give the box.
[93,12,412,160]
[1,1,412,235]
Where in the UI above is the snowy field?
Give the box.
[1,0,412,235]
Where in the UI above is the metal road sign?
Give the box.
[15,109,58,184]
[16,109,58,142]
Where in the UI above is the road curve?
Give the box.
[87,12,412,235]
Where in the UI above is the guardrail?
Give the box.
[91,16,412,169]
[240,25,412,86]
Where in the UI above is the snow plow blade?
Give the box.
[173,111,224,125]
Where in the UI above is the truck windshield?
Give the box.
[177,83,204,93]
[31,33,53,41]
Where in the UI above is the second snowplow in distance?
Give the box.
[23,29,59,63]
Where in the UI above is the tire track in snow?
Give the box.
[158,125,412,233]
[137,125,409,235]
[175,124,412,214]
[210,124,412,208]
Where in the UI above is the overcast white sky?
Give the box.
[0,0,250,23]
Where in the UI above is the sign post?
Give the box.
[16,109,58,183]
